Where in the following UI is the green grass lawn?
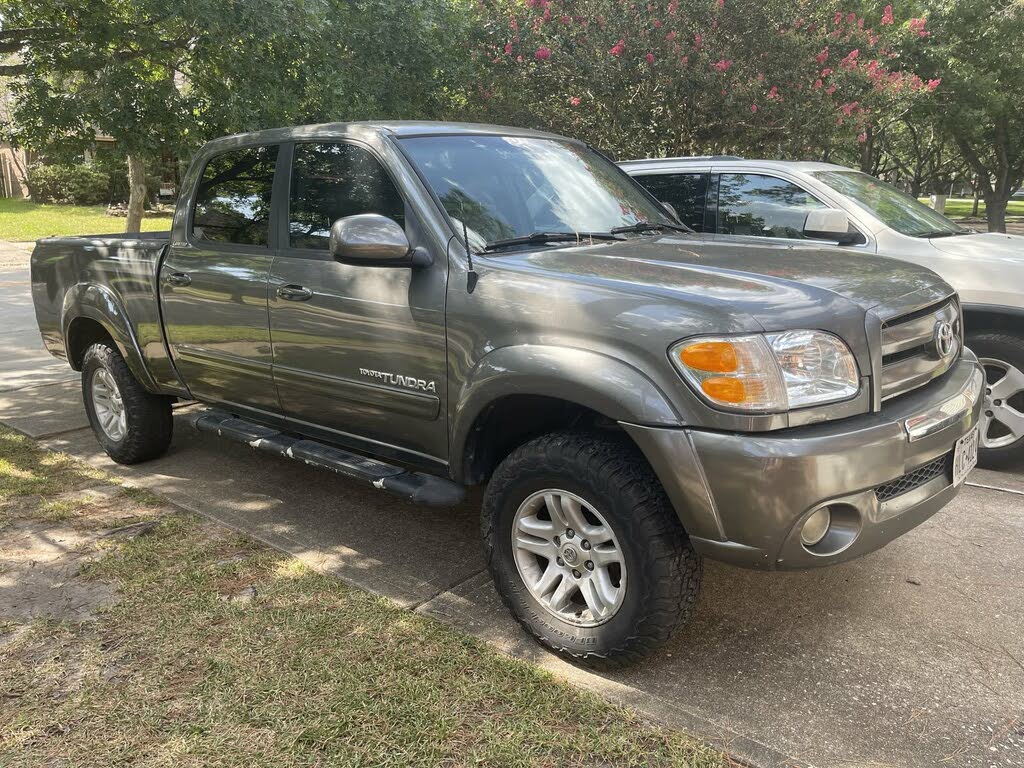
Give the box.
[0,199,173,242]
[0,428,724,768]
[917,197,1024,219]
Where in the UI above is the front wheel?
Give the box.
[968,331,1024,469]
[82,342,173,464]
[482,431,702,668]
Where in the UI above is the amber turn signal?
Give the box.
[700,376,746,403]
[677,341,738,373]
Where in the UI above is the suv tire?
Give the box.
[969,331,1024,469]
[82,341,173,464]
[482,430,702,668]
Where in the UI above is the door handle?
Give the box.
[276,284,314,301]
[164,271,192,287]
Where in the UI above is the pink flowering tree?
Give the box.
[468,0,938,161]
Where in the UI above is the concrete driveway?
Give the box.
[2,242,1023,768]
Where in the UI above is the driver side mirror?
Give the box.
[803,208,861,245]
[660,201,681,223]
[329,214,431,267]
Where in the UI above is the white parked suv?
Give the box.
[622,157,1024,468]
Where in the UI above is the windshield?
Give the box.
[399,135,673,248]
[811,170,968,238]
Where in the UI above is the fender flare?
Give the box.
[450,344,682,478]
[61,282,159,392]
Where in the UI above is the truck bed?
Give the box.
[30,231,184,393]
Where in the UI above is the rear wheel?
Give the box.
[482,431,702,668]
[82,342,173,464]
[968,332,1024,470]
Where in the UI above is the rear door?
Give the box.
[160,144,282,410]
[268,140,449,464]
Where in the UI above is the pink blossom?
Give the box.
[654,19,662,27]
[570,96,581,106]
[712,59,732,72]
[694,32,703,49]
[908,18,929,37]
[560,14,571,23]
[510,18,519,31]
[680,55,689,65]
[814,78,823,89]
[504,42,513,55]
[881,5,894,25]
[840,100,859,115]
[840,49,859,69]
[767,85,779,99]
[847,12,856,24]
[833,11,843,25]
[750,104,758,113]
[826,85,837,95]
[609,39,626,57]
[516,55,524,62]
[717,0,725,7]
[858,18,865,29]
[926,78,941,91]
[665,30,677,41]
[821,67,834,77]
[646,52,656,64]
[534,46,551,60]
[815,47,829,65]
[711,19,718,28]
[795,17,804,28]
[668,0,678,15]
[858,132,868,143]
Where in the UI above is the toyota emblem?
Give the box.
[934,320,956,358]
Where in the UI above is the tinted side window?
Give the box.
[634,172,708,232]
[288,143,405,250]
[717,173,824,239]
[192,145,278,246]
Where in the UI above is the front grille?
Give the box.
[879,298,961,401]
[875,453,951,503]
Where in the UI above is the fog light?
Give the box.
[801,507,831,547]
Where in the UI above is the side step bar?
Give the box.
[191,411,465,507]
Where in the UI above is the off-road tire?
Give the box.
[482,430,702,668]
[968,331,1024,470]
[82,342,173,464]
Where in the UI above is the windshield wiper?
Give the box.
[915,229,967,239]
[481,231,623,253]
[610,220,694,235]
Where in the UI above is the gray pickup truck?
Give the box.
[32,122,984,666]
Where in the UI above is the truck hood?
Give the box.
[501,235,953,328]
[928,231,1024,263]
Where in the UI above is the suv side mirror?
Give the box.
[329,214,430,267]
[660,201,681,222]
[803,208,860,244]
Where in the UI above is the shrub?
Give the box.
[91,153,162,205]
[26,163,110,205]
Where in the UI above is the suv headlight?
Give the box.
[669,331,860,412]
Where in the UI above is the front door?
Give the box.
[269,141,448,465]
[160,144,282,410]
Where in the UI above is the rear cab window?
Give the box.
[191,145,279,247]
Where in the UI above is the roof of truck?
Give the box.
[202,121,567,150]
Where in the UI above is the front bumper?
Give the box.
[625,353,984,570]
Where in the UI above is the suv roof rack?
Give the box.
[623,155,744,164]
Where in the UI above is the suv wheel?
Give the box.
[82,342,173,464]
[482,431,702,668]
[969,331,1024,469]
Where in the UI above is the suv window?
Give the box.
[288,142,405,250]
[192,145,279,246]
[718,173,824,239]
[633,172,708,232]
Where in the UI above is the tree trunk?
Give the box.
[972,179,980,217]
[125,153,147,233]
[985,195,1008,233]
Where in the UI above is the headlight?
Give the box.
[669,331,860,412]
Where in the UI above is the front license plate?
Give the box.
[953,427,979,487]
